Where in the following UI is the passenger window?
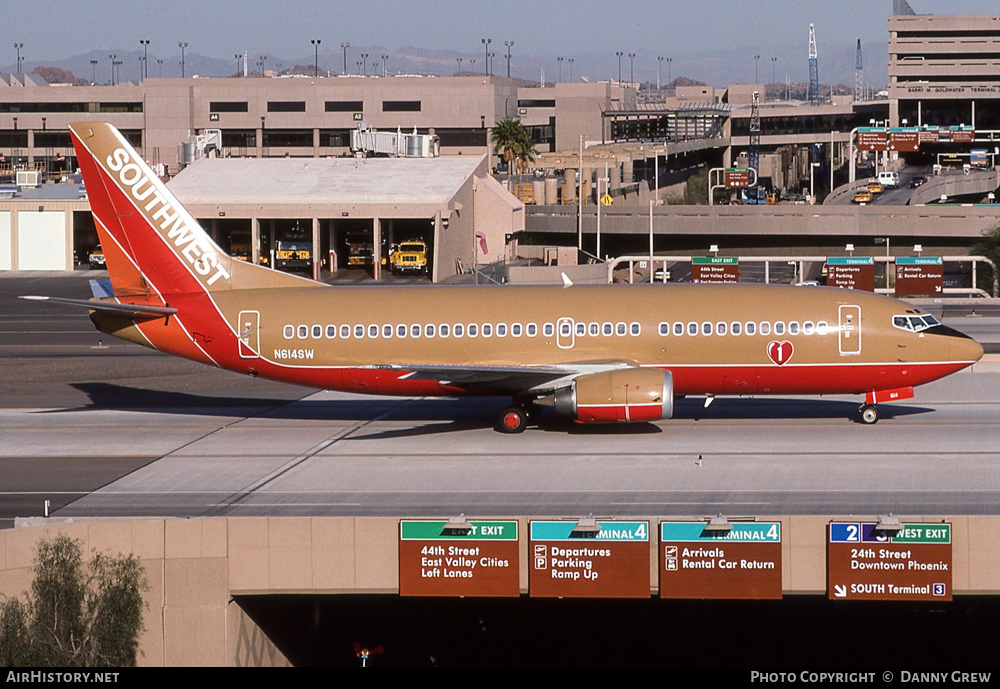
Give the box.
[284,325,294,339]
[759,322,771,336]
[354,325,365,338]
[482,323,492,337]
[774,321,785,336]
[630,322,640,336]
[425,324,435,337]
[454,324,464,337]
[688,322,698,336]
[497,324,507,337]
[659,322,670,336]
[440,324,450,337]
[803,321,814,335]
[576,322,586,336]
[560,322,572,336]
[298,325,308,338]
[312,325,322,339]
[603,322,613,336]
[341,325,351,338]
[716,322,727,336]
[369,325,379,338]
[397,324,407,338]
[674,322,684,336]
[382,324,393,338]
[702,322,712,336]
[526,323,537,336]
[745,322,756,336]
[327,325,337,338]
[731,321,741,335]
[589,322,599,336]
[817,321,829,335]
[543,323,554,337]
[789,322,800,336]
[468,324,479,337]
[411,324,421,338]
[512,323,522,336]
[616,322,626,336]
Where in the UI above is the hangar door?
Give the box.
[0,212,11,270]
[18,211,67,270]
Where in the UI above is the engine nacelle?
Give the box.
[546,368,673,424]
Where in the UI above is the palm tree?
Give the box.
[490,117,536,190]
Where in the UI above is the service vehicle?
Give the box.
[876,171,900,189]
[390,240,429,275]
[274,240,312,271]
[88,245,106,269]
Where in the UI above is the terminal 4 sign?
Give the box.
[895,256,943,297]
[399,520,519,597]
[826,256,874,291]
[659,522,782,599]
[827,522,952,601]
[529,521,650,598]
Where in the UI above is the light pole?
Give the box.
[340,42,349,74]
[311,39,321,77]
[178,42,187,78]
[381,54,388,77]
[139,40,149,79]
[361,53,369,76]
[235,54,242,76]
[657,56,663,89]
[666,57,672,86]
[504,40,513,78]
[13,43,23,75]
[771,57,776,89]
[456,57,463,74]
[108,54,116,85]
[557,57,563,82]
[90,59,97,85]
[628,52,635,85]
[157,59,163,77]
[481,38,491,75]
[615,51,623,83]
[469,58,476,73]
[139,56,145,82]
[568,58,574,81]
[754,54,760,83]
[489,52,495,76]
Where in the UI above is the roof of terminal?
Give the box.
[168,154,487,206]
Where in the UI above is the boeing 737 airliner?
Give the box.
[24,123,984,432]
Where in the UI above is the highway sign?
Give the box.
[895,256,943,297]
[826,256,874,291]
[529,521,650,598]
[659,522,782,599]
[399,520,519,597]
[601,193,613,206]
[692,256,738,283]
[827,522,952,601]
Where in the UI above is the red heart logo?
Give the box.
[767,340,794,365]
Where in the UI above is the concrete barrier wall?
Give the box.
[3,515,1000,666]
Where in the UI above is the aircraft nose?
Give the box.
[936,326,984,364]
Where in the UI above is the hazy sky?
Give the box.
[9,0,999,62]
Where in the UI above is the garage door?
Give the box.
[18,211,66,270]
[0,212,10,270]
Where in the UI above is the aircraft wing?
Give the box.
[370,361,635,394]
[19,296,178,319]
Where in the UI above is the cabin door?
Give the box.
[238,310,260,359]
[838,305,861,356]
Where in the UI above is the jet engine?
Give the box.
[539,369,673,423]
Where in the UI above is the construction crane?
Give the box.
[855,38,863,102]
[808,24,819,106]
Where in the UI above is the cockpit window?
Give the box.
[892,314,940,333]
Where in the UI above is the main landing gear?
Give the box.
[857,403,880,425]
[496,398,540,434]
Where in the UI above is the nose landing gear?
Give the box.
[858,403,879,425]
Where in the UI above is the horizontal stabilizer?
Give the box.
[89,278,115,298]
[19,296,178,318]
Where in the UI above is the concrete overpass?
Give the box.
[3,515,1000,666]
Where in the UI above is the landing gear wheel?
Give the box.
[858,404,879,425]
[497,406,528,434]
